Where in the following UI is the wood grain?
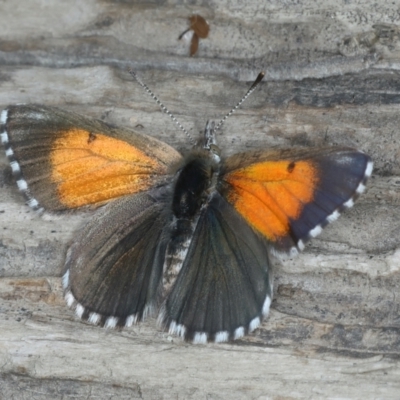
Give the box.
[0,0,399,398]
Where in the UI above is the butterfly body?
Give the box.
[1,103,373,343]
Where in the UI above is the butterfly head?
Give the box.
[200,120,221,164]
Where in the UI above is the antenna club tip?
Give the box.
[253,71,265,85]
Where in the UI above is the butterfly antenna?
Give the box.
[213,71,265,133]
[129,70,195,145]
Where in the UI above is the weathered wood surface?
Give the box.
[1,0,400,398]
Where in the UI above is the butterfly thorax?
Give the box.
[172,118,221,219]
[172,151,219,219]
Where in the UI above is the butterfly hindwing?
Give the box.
[63,188,172,327]
[160,192,272,343]
[219,147,373,254]
[1,105,181,211]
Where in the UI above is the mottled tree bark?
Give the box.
[0,1,399,398]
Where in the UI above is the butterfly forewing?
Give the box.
[2,105,181,211]
[219,147,373,254]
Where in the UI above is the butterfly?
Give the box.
[0,72,373,343]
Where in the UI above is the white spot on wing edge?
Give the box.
[62,270,69,289]
[327,210,340,223]
[65,290,75,307]
[343,198,354,209]
[309,224,322,238]
[234,327,245,340]
[17,179,27,191]
[75,303,85,319]
[249,317,260,332]
[28,198,39,208]
[168,320,177,334]
[125,314,137,327]
[365,160,373,178]
[215,331,229,343]
[269,247,290,260]
[88,312,101,325]
[297,240,305,251]
[193,332,208,344]
[356,182,366,194]
[0,132,8,144]
[262,295,272,316]
[10,161,20,173]
[168,320,186,338]
[0,109,7,125]
[104,316,118,328]
[5,148,13,157]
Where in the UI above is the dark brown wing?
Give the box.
[1,105,181,211]
[218,147,373,255]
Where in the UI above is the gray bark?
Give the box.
[0,1,399,398]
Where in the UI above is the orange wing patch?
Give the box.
[223,160,319,241]
[50,129,164,208]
